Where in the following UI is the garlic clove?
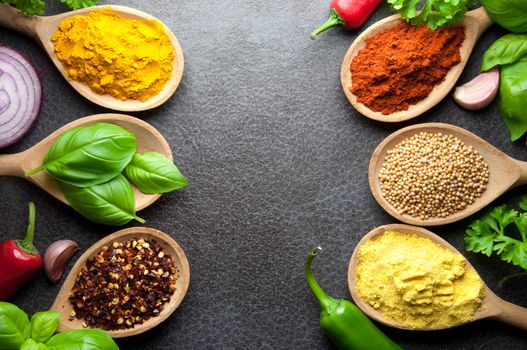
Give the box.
[453,68,500,111]
[44,240,79,283]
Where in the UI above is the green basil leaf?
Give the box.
[498,56,527,141]
[482,0,527,33]
[0,302,31,350]
[125,152,188,194]
[481,34,527,71]
[46,329,118,350]
[60,174,145,226]
[20,339,49,350]
[30,312,59,344]
[26,123,136,188]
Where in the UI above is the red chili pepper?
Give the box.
[311,0,384,39]
[0,202,42,300]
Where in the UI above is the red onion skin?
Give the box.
[0,45,42,148]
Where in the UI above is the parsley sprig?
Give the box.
[387,0,475,30]
[465,196,527,270]
[2,0,98,16]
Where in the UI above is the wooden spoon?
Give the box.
[348,224,527,330]
[340,7,493,122]
[369,123,527,226]
[50,226,190,338]
[0,4,184,112]
[0,113,172,211]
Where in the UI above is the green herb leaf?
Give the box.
[498,56,527,141]
[481,0,527,33]
[490,205,517,234]
[465,220,496,256]
[520,195,527,212]
[30,312,59,344]
[20,339,48,350]
[465,201,527,271]
[125,152,188,194]
[387,0,474,29]
[46,329,118,350]
[515,213,527,242]
[25,123,137,188]
[1,0,45,16]
[60,174,145,226]
[494,235,527,269]
[0,302,31,350]
[58,0,97,10]
[481,34,527,72]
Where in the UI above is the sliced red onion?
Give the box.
[0,45,42,148]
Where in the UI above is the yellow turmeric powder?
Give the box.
[51,9,174,102]
[356,230,484,329]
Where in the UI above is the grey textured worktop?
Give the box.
[1,1,526,349]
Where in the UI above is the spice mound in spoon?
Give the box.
[350,23,465,115]
[378,131,489,220]
[356,230,484,329]
[68,236,179,330]
[51,9,174,102]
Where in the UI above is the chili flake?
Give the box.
[68,237,178,330]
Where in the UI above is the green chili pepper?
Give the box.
[305,247,403,350]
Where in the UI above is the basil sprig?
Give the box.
[498,56,527,141]
[26,123,136,188]
[0,302,118,350]
[481,34,527,141]
[481,0,527,34]
[60,174,145,226]
[26,123,187,226]
[481,34,527,72]
[0,302,30,350]
[45,329,118,350]
[30,312,60,344]
[125,152,188,194]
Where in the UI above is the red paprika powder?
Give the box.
[350,23,465,115]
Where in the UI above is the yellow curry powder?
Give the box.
[356,230,484,329]
[51,9,174,101]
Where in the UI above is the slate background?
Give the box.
[1,1,526,349]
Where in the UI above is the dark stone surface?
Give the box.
[1,1,526,349]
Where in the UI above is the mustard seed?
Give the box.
[378,132,489,219]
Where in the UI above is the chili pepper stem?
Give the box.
[16,202,38,254]
[499,271,527,287]
[306,246,335,311]
[310,8,345,39]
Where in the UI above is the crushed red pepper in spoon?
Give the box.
[69,237,178,330]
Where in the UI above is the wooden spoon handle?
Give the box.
[0,4,40,39]
[514,160,527,186]
[466,6,493,38]
[493,297,527,330]
[0,153,26,177]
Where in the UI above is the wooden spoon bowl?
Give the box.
[340,7,493,122]
[0,4,184,111]
[369,123,527,226]
[348,224,527,330]
[50,226,190,338]
[0,113,172,211]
